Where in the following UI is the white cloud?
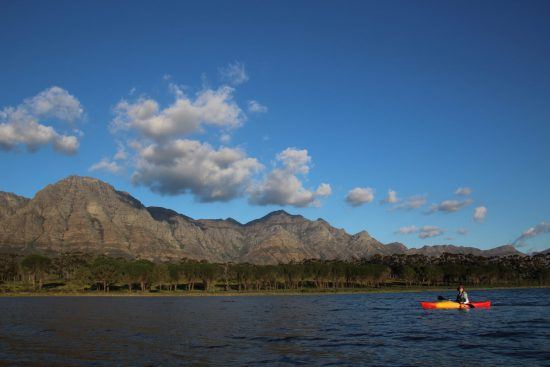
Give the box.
[25,86,83,123]
[249,148,330,207]
[473,206,487,223]
[89,158,122,174]
[394,225,444,239]
[108,71,328,206]
[395,225,418,235]
[220,133,232,144]
[457,228,468,235]
[315,183,332,197]
[247,100,268,113]
[218,61,249,85]
[418,225,444,239]
[0,87,83,155]
[90,143,128,174]
[249,169,317,207]
[168,83,186,99]
[381,189,399,204]
[133,139,262,202]
[111,86,244,140]
[276,148,311,174]
[114,145,128,160]
[513,222,550,247]
[390,195,427,211]
[455,187,472,196]
[53,134,80,154]
[346,187,374,207]
[427,198,473,214]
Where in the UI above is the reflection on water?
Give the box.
[0,288,549,366]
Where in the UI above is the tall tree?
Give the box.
[90,256,120,292]
[20,254,51,290]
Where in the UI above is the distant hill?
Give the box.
[0,176,523,264]
[407,244,521,258]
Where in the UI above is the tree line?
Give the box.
[0,252,549,293]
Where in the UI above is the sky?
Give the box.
[1,0,549,252]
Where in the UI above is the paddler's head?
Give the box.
[457,285,464,292]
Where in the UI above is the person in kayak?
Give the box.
[456,285,469,304]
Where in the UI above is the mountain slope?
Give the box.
[0,176,523,263]
[0,191,30,220]
[0,176,182,259]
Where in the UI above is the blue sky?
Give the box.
[1,1,549,252]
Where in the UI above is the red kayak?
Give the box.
[421,300,491,309]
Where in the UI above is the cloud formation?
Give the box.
[249,148,330,207]
[276,148,311,174]
[133,139,262,201]
[473,206,487,223]
[315,183,332,197]
[0,87,83,154]
[390,195,427,211]
[89,158,122,174]
[418,225,444,239]
[427,198,473,214]
[513,222,550,247]
[395,225,418,235]
[113,145,128,160]
[218,61,249,85]
[394,225,444,239]
[247,100,268,113]
[454,187,472,196]
[346,187,374,207]
[381,189,399,204]
[107,70,329,207]
[111,86,244,140]
[456,228,468,235]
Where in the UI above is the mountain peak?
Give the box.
[40,175,115,195]
[266,209,293,217]
[353,230,372,237]
[484,244,524,257]
[225,217,243,226]
[57,175,108,187]
[246,210,304,226]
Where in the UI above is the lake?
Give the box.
[0,288,549,366]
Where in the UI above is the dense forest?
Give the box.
[0,252,549,293]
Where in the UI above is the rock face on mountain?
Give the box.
[0,176,523,263]
[0,192,29,220]
[0,177,182,259]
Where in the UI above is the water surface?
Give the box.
[1,288,549,366]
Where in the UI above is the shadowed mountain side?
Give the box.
[0,176,523,263]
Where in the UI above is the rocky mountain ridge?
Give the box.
[0,176,523,263]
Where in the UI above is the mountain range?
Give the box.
[0,176,523,264]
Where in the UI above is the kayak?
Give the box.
[421,300,491,309]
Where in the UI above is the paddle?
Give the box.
[437,295,475,308]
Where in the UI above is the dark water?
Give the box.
[0,288,549,366]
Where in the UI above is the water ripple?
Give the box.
[0,288,548,366]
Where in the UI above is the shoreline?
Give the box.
[1,285,547,298]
